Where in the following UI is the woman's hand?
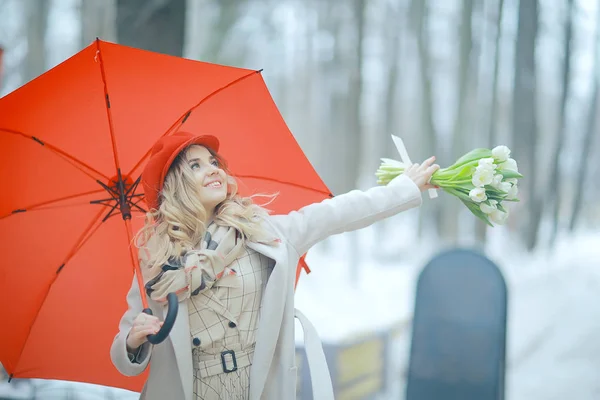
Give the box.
[126,312,163,350]
[403,156,440,192]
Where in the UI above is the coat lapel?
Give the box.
[162,299,193,400]
[246,240,288,400]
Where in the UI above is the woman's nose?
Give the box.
[206,167,218,175]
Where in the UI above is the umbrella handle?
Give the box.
[143,292,179,344]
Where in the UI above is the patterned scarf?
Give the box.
[145,223,245,303]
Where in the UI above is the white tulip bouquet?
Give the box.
[376,143,523,226]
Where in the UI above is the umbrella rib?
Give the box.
[12,207,106,376]
[130,199,147,214]
[126,69,263,178]
[0,189,106,220]
[95,39,123,174]
[1,129,111,182]
[126,175,142,197]
[233,174,334,197]
[90,193,143,205]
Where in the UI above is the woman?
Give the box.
[110,131,438,400]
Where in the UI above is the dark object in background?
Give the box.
[406,249,508,400]
[117,0,186,57]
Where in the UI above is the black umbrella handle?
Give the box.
[143,292,178,344]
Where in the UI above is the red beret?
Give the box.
[141,132,220,211]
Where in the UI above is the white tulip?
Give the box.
[490,208,509,225]
[491,174,503,188]
[499,158,518,172]
[469,187,488,203]
[492,145,511,162]
[480,200,498,214]
[507,184,519,200]
[472,169,494,187]
[478,157,497,169]
[498,182,512,193]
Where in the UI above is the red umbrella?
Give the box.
[0,39,330,392]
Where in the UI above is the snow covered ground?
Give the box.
[2,222,599,399]
[294,223,600,399]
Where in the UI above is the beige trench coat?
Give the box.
[110,174,422,400]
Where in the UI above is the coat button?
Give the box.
[193,337,201,346]
[228,321,237,328]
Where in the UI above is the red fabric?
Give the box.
[295,255,312,290]
[0,40,330,392]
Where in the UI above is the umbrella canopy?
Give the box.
[0,39,331,392]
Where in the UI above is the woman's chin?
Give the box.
[201,192,227,210]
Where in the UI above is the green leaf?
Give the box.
[484,185,508,197]
[454,182,476,191]
[448,149,493,169]
[444,187,471,202]
[499,170,523,179]
[461,199,494,227]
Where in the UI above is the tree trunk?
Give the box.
[346,0,366,286]
[374,1,404,246]
[80,0,117,47]
[197,1,242,63]
[116,0,186,57]
[451,0,474,159]
[548,0,574,245]
[442,0,474,244]
[512,0,540,250]
[488,0,505,147]
[410,0,439,238]
[568,3,600,232]
[475,0,505,243]
[319,3,350,196]
[346,0,366,191]
[25,0,49,83]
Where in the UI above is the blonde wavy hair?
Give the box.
[136,145,276,281]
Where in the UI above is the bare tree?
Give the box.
[441,0,475,243]
[370,0,405,173]
[475,0,506,243]
[198,1,243,63]
[410,0,440,237]
[116,0,186,57]
[80,0,117,48]
[314,2,348,195]
[569,2,600,232]
[411,0,437,162]
[24,0,49,83]
[374,0,405,245]
[487,0,505,148]
[512,0,540,250]
[547,0,574,245]
[450,0,475,160]
[346,0,366,191]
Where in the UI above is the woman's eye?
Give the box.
[210,160,219,167]
[190,162,200,170]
